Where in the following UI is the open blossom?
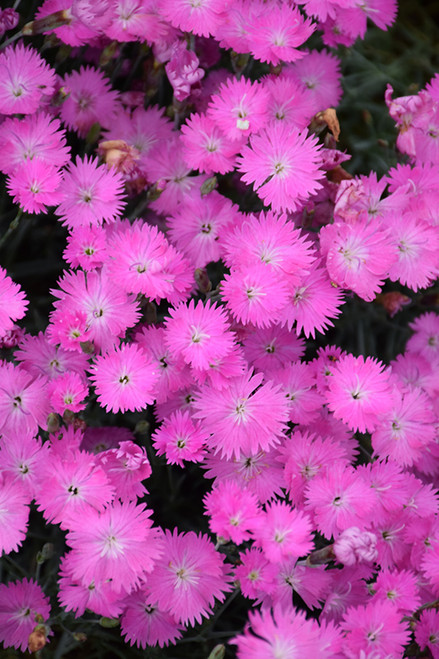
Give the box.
[55,156,126,228]
[204,480,261,544]
[325,354,394,433]
[0,44,56,115]
[0,476,30,555]
[0,579,51,652]
[7,159,63,215]
[237,122,324,212]
[341,600,410,658]
[89,343,158,413]
[180,111,239,174]
[152,410,207,466]
[121,585,183,649]
[252,500,314,563]
[146,529,232,626]
[0,267,28,338]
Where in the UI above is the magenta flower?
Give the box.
[252,500,314,563]
[164,299,235,371]
[7,159,63,215]
[121,586,183,649]
[0,267,28,338]
[64,501,162,593]
[146,529,232,626]
[89,343,158,413]
[0,476,30,554]
[0,362,49,437]
[152,410,207,467]
[194,369,289,458]
[325,354,394,433]
[61,65,119,137]
[0,44,55,115]
[341,599,410,657]
[0,579,50,652]
[47,371,88,415]
[63,225,108,271]
[204,480,261,544]
[56,156,126,228]
[180,112,239,174]
[237,122,324,212]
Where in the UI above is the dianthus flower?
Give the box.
[264,74,313,130]
[320,218,397,301]
[164,299,235,371]
[61,66,120,137]
[47,371,88,415]
[89,343,158,413]
[7,159,63,215]
[63,225,108,271]
[0,267,28,338]
[165,41,205,101]
[249,4,315,65]
[325,354,394,433]
[252,500,314,563]
[0,476,30,554]
[56,156,126,228]
[193,369,288,458]
[96,441,152,502]
[415,609,439,659]
[180,111,239,174]
[204,480,261,544]
[207,76,270,142]
[34,448,114,527]
[305,463,375,539]
[406,312,439,360]
[50,268,141,353]
[121,586,183,649]
[0,362,49,436]
[284,49,342,115]
[373,568,420,614]
[341,599,410,658]
[0,44,56,115]
[237,122,323,212]
[64,501,162,593]
[0,434,49,500]
[167,190,240,267]
[0,579,50,652]
[333,527,378,566]
[0,113,70,176]
[106,0,166,43]
[158,0,227,37]
[232,606,333,658]
[152,410,207,466]
[146,529,232,626]
[241,325,305,374]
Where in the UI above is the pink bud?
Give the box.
[333,527,378,566]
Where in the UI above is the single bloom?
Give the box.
[0,579,51,652]
[0,44,56,115]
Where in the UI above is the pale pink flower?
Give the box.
[333,527,378,566]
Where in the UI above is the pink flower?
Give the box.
[207,76,269,142]
[180,111,239,174]
[341,600,410,658]
[320,218,398,301]
[0,434,49,499]
[325,354,394,433]
[50,268,141,353]
[0,112,70,176]
[96,441,152,502]
[34,448,114,527]
[158,0,227,37]
[61,66,120,137]
[193,369,288,458]
[0,267,28,338]
[0,476,30,554]
[63,225,108,271]
[89,343,158,413]
[47,371,88,414]
[152,410,207,466]
[237,122,323,212]
[7,159,63,215]
[0,579,50,652]
[264,74,314,130]
[166,189,240,267]
[55,156,126,228]
[415,609,439,659]
[0,44,55,115]
[373,568,420,614]
[249,4,315,65]
[333,527,378,566]
[204,480,261,544]
[285,49,342,115]
[146,529,232,626]
[121,586,183,648]
[305,463,375,539]
[234,547,278,600]
[232,606,328,658]
[0,362,49,436]
[164,299,235,371]
[407,312,439,360]
[221,263,290,328]
[252,500,314,563]
[15,331,88,380]
[165,41,204,101]
[241,324,305,374]
[64,501,162,593]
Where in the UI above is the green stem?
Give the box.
[0,208,23,250]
